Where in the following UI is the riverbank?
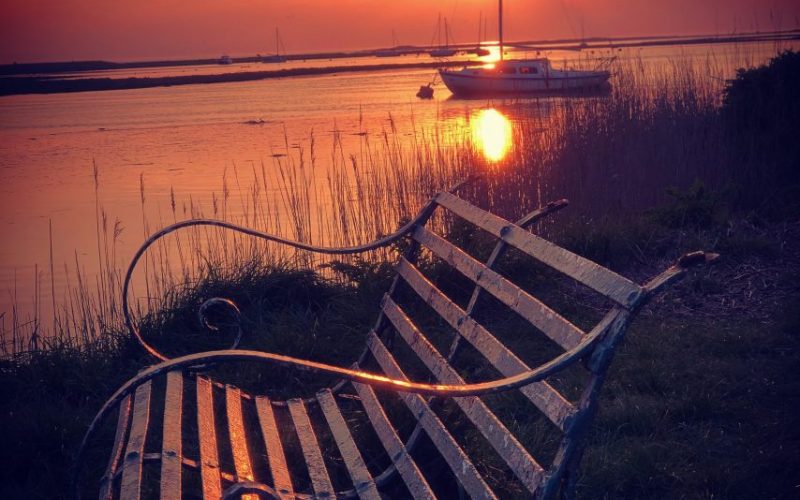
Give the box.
[0,60,481,96]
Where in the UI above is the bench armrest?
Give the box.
[642,251,720,299]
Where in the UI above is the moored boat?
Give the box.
[262,54,287,63]
[429,15,458,58]
[376,30,401,57]
[440,59,610,96]
[439,0,611,96]
[430,48,458,58]
[263,28,288,64]
[472,12,491,57]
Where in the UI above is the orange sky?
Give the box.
[1,0,799,63]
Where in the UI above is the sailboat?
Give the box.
[429,15,457,58]
[375,49,398,57]
[439,0,611,96]
[375,30,401,57]
[472,12,491,57]
[262,28,287,63]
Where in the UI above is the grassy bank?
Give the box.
[1,197,798,498]
[1,51,799,498]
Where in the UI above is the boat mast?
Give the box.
[477,11,482,46]
[437,13,443,47]
[499,0,504,60]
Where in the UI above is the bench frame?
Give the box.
[74,181,716,499]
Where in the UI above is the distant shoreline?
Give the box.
[2,28,798,75]
[0,60,481,96]
[1,29,797,97]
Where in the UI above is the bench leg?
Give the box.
[558,444,587,500]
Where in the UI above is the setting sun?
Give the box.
[471,108,512,162]
[479,45,503,64]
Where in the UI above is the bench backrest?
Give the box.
[362,191,651,496]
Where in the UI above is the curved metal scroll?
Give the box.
[122,176,480,362]
[122,215,428,361]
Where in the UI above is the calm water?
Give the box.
[0,41,792,341]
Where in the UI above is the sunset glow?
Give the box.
[1,0,798,63]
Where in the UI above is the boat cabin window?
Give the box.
[519,66,539,74]
[498,66,517,74]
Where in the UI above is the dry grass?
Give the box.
[5,45,794,355]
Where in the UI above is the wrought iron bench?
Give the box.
[74,186,717,499]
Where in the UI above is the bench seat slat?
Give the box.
[120,382,151,500]
[383,297,544,492]
[197,377,222,499]
[287,398,335,498]
[411,228,585,351]
[160,372,183,500]
[317,389,381,500]
[367,331,498,500]
[226,385,255,497]
[397,258,576,430]
[435,192,643,307]
[255,396,295,498]
[99,395,131,500]
[352,382,436,500]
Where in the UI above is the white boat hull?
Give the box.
[439,68,610,96]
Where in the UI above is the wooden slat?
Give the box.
[367,332,497,500]
[287,398,335,498]
[317,389,381,500]
[197,377,222,499]
[352,382,436,500]
[397,258,576,430]
[120,381,151,500]
[447,201,569,378]
[435,192,643,306]
[255,396,295,498]
[99,395,131,500]
[383,297,544,492]
[411,228,585,351]
[160,372,183,500]
[226,385,255,499]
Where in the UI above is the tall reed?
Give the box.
[2,44,795,357]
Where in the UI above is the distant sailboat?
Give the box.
[218,55,233,65]
[472,12,491,57]
[430,15,458,58]
[439,0,611,96]
[262,28,287,63]
[376,30,401,57]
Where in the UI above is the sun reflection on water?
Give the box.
[470,108,512,162]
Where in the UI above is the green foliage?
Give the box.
[724,50,800,130]
[649,180,728,229]
[723,50,800,187]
